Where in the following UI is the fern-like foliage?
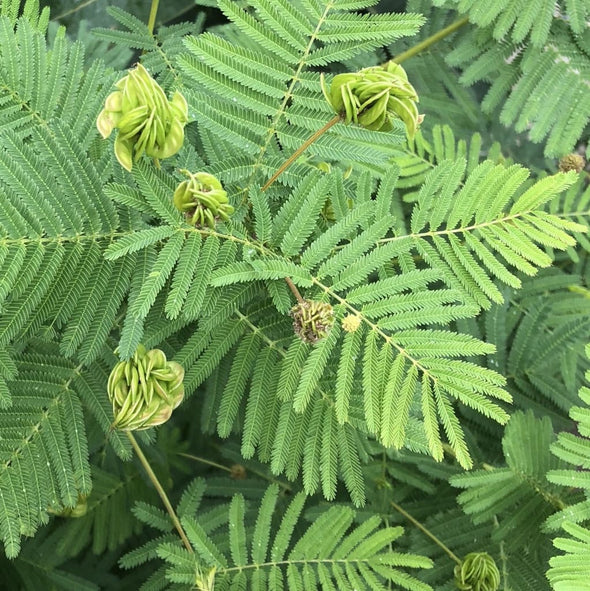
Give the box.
[392,124,505,200]
[87,0,585,504]
[1,4,589,591]
[92,6,205,88]
[547,522,590,591]
[544,343,590,589]
[433,0,589,45]
[0,349,135,557]
[451,411,569,553]
[177,0,424,174]
[442,13,590,157]
[122,479,433,590]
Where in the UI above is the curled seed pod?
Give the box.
[321,61,424,139]
[173,169,234,229]
[559,153,585,173]
[454,552,500,591]
[342,314,361,333]
[97,64,188,171]
[290,300,334,344]
[107,344,185,431]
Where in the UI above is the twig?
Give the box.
[261,115,341,192]
[285,277,305,303]
[127,432,193,553]
[393,16,470,64]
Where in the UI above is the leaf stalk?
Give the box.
[393,16,470,64]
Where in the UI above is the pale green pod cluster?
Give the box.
[97,64,188,171]
[321,61,423,138]
[454,552,500,591]
[290,300,335,344]
[107,344,185,431]
[173,170,234,229]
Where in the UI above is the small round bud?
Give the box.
[107,345,185,431]
[558,154,585,173]
[230,464,247,480]
[454,552,500,591]
[290,300,334,344]
[97,64,188,171]
[342,314,361,332]
[173,170,234,229]
[321,61,423,139]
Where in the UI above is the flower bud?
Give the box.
[290,300,334,344]
[321,61,423,139]
[342,314,361,333]
[454,552,500,591]
[558,153,585,173]
[97,64,188,171]
[173,170,234,229]
[107,345,185,431]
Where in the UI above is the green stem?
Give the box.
[180,451,292,492]
[393,16,470,64]
[261,114,341,192]
[127,432,193,553]
[391,500,462,565]
[178,452,232,473]
[146,0,160,36]
[53,0,99,20]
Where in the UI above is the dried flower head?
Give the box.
[173,170,233,228]
[290,300,334,344]
[454,552,500,591]
[558,153,585,173]
[230,464,247,480]
[97,64,188,171]
[321,61,423,138]
[107,344,184,431]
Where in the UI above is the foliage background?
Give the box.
[0,0,589,589]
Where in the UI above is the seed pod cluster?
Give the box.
[321,61,423,138]
[454,552,500,591]
[290,300,335,344]
[107,344,185,431]
[97,64,188,171]
[173,170,234,229]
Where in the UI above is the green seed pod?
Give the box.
[321,61,423,139]
[290,300,334,344]
[107,344,185,431]
[558,153,585,173]
[173,170,234,229]
[454,552,501,591]
[97,64,188,171]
